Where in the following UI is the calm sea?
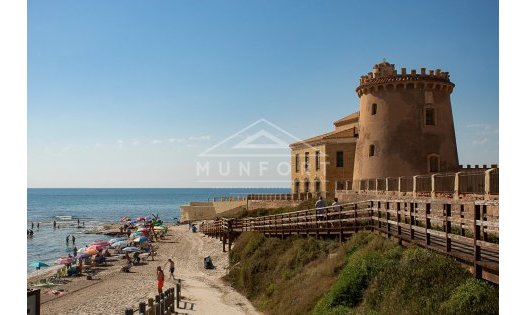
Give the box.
[26,188,288,274]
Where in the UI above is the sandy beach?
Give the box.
[28,225,259,315]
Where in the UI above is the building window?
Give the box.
[295,154,299,173]
[305,152,310,171]
[371,103,377,115]
[294,180,300,194]
[369,145,375,157]
[315,179,321,192]
[336,151,344,167]
[425,106,436,126]
[315,151,320,170]
[336,181,345,190]
[428,155,440,173]
[304,180,310,193]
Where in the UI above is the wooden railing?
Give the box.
[124,280,182,315]
[200,199,499,284]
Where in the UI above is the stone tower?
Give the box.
[352,61,459,187]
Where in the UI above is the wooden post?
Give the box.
[139,302,146,314]
[338,204,343,242]
[147,298,154,315]
[155,295,160,315]
[482,205,488,241]
[159,292,166,315]
[125,308,134,315]
[228,220,233,251]
[445,203,451,252]
[315,209,319,239]
[425,203,431,246]
[396,202,402,245]
[460,204,465,236]
[176,280,181,309]
[386,201,391,237]
[473,204,482,279]
[354,203,358,233]
[410,202,415,240]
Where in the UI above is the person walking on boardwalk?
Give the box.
[315,196,327,227]
[156,266,165,294]
[331,198,342,227]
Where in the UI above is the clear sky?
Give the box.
[28,0,499,188]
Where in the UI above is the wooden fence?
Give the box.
[124,280,182,315]
[200,199,499,284]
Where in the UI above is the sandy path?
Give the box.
[34,225,259,315]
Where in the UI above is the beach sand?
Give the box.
[28,225,260,315]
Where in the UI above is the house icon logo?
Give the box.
[199,118,312,157]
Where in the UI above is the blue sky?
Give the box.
[28,0,499,188]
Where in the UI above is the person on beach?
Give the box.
[157,266,165,294]
[29,229,34,236]
[37,222,40,229]
[77,218,80,226]
[82,221,85,227]
[72,235,76,244]
[73,246,78,257]
[66,235,70,244]
[27,229,30,236]
[31,222,34,229]
[165,259,175,280]
[53,220,57,228]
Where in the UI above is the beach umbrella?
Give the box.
[133,236,148,243]
[87,244,105,251]
[110,240,128,248]
[55,257,74,265]
[28,261,50,269]
[76,253,90,259]
[91,240,110,247]
[109,237,127,244]
[123,246,141,252]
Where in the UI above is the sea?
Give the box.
[26,188,288,274]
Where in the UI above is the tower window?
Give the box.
[429,155,440,172]
[425,107,436,126]
[304,152,310,171]
[315,151,320,170]
[371,103,377,115]
[336,151,344,167]
[369,145,375,157]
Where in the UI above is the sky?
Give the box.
[27,0,499,188]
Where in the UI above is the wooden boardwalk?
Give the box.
[200,199,499,284]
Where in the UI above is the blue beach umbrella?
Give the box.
[28,261,50,269]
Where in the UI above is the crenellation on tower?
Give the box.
[355,61,455,97]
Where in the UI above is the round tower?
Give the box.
[352,61,459,187]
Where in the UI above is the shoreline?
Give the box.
[29,224,259,315]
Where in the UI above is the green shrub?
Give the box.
[439,278,499,315]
